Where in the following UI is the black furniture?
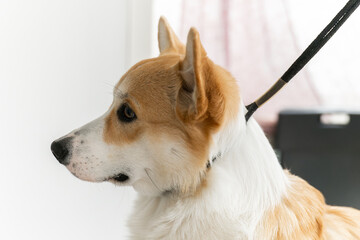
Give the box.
[276,109,360,209]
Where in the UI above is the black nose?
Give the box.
[51,137,71,165]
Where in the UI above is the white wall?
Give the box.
[0,0,161,239]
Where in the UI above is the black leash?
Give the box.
[245,0,360,122]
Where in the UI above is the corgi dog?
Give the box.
[51,17,360,239]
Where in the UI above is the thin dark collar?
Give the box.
[161,152,222,197]
[206,152,222,169]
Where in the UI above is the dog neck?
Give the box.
[150,103,288,209]
[208,103,288,215]
[129,104,290,239]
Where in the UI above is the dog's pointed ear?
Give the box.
[158,16,185,55]
[177,28,209,121]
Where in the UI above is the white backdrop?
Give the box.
[0,0,180,239]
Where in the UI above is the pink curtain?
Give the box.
[180,0,322,135]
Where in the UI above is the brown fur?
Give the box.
[258,171,360,239]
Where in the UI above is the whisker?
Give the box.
[102,81,116,88]
[144,168,162,193]
[171,148,184,160]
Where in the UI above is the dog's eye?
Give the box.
[117,104,137,123]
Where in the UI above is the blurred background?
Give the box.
[0,0,359,239]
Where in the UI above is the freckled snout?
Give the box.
[51,137,72,165]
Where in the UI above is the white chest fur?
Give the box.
[128,187,251,240]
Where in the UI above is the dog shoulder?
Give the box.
[256,171,326,240]
[257,171,360,240]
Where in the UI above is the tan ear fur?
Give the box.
[177,28,208,122]
[158,16,185,55]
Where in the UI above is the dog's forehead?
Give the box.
[114,55,181,104]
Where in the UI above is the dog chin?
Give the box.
[66,165,132,186]
[64,164,100,182]
[66,169,98,182]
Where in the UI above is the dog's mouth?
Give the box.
[110,173,130,183]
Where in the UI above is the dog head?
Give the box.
[51,17,240,196]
